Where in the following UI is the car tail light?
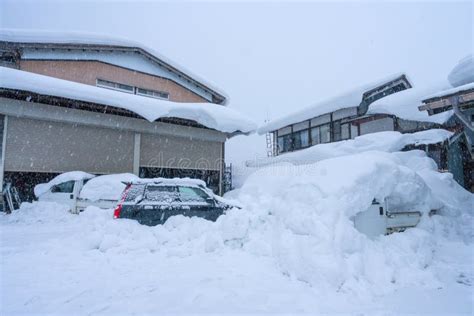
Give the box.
[113,204,122,219]
[114,184,131,219]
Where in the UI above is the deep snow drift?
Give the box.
[1,149,473,314]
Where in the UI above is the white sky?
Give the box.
[1,0,473,165]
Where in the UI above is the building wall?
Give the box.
[20,60,207,103]
[0,97,226,198]
[140,133,222,171]
[359,117,394,135]
[4,116,135,174]
[20,48,216,102]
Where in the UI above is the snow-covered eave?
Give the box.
[0,67,256,134]
[422,83,474,104]
[258,73,411,135]
[367,82,455,125]
[0,29,229,105]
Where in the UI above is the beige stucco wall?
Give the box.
[19,60,207,103]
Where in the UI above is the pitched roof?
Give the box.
[368,82,454,124]
[0,28,228,104]
[258,73,409,134]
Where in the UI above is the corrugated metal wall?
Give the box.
[140,133,222,171]
[4,116,223,175]
[4,117,135,174]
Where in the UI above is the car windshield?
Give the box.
[144,185,179,203]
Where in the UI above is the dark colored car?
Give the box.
[113,178,234,226]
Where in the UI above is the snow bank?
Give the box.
[0,67,256,134]
[79,173,139,201]
[258,73,408,134]
[3,127,472,311]
[2,146,472,312]
[8,149,474,298]
[34,171,94,197]
[233,149,472,295]
[368,83,453,124]
[246,129,453,167]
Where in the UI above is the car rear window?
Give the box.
[144,185,179,203]
[124,184,145,203]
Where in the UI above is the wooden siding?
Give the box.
[19,60,207,103]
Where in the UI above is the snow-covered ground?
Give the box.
[1,148,473,314]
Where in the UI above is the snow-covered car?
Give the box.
[113,178,234,226]
[353,199,422,238]
[35,172,139,213]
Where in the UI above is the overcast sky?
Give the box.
[1,0,472,164]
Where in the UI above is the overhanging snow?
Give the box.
[368,82,454,124]
[0,67,256,134]
[258,73,409,134]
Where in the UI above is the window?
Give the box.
[341,123,350,140]
[51,181,75,193]
[136,87,169,100]
[292,130,309,150]
[333,121,341,141]
[311,127,320,145]
[178,187,209,203]
[124,184,145,203]
[96,79,134,93]
[97,79,171,101]
[144,185,179,203]
[277,136,285,153]
[320,124,330,143]
[277,134,293,153]
[300,130,309,147]
[310,124,330,145]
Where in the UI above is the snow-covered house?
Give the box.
[418,55,474,191]
[0,30,255,202]
[258,73,447,156]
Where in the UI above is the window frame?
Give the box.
[178,186,211,203]
[136,87,170,100]
[96,78,135,94]
[51,180,75,193]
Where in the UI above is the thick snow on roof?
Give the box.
[247,129,453,167]
[448,54,474,87]
[130,177,207,187]
[0,67,256,134]
[368,83,454,124]
[34,171,95,197]
[0,28,228,101]
[79,173,139,202]
[258,73,408,134]
[423,82,474,101]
